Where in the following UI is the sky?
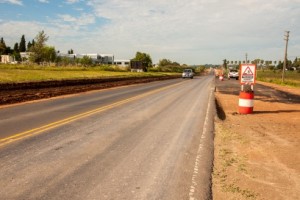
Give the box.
[0,0,299,65]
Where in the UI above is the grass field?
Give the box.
[257,70,300,87]
[0,64,179,83]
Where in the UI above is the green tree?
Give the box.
[68,49,74,54]
[253,59,260,65]
[29,31,49,63]
[19,35,26,52]
[287,59,292,70]
[27,39,35,51]
[13,43,19,53]
[13,43,21,61]
[42,46,56,63]
[80,55,93,67]
[173,62,180,66]
[277,61,282,69]
[157,58,182,72]
[59,56,71,66]
[182,64,188,68]
[0,37,7,55]
[5,46,12,54]
[158,58,173,67]
[292,57,300,68]
[223,59,228,69]
[132,51,152,67]
[27,41,32,51]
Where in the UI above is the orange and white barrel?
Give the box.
[238,91,254,114]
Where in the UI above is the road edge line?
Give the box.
[189,78,215,200]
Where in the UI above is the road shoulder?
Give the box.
[213,80,300,200]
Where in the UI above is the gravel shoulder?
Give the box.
[213,79,300,199]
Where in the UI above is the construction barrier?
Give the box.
[219,75,224,81]
[238,91,254,114]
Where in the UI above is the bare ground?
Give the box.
[0,76,179,105]
[213,80,300,200]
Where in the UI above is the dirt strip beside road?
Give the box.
[0,76,179,105]
[213,80,300,200]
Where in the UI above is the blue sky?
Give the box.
[0,0,300,64]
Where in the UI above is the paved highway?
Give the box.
[0,76,215,200]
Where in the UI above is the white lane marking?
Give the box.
[189,87,213,200]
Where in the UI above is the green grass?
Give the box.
[257,70,300,87]
[0,64,179,83]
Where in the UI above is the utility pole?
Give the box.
[245,53,248,64]
[282,31,290,83]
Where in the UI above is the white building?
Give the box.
[1,55,15,63]
[57,53,114,65]
[114,59,130,67]
[97,54,114,64]
[20,52,30,59]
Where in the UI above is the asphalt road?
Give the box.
[0,76,216,200]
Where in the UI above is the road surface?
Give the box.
[0,76,215,200]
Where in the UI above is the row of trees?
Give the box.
[224,58,300,70]
[0,35,36,61]
[1,32,50,63]
[225,59,279,65]
[156,58,188,72]
[130,52,190,72]
[0,31,94,65]
[2,31,190,71]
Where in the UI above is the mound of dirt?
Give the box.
[0,76,180,105]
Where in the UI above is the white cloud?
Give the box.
[38,0,49,3]
[0,0,22,5]
[65,0,79,4]
[82,0,300,63]
[0,21,44,45]
[57,14,77,22]
[1,0,300,64]
[56,13,95,26]
[0,20,85,51]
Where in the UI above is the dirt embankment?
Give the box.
[213,80,300,200]
[0,76,179,105]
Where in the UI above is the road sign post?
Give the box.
[238,64,256,114]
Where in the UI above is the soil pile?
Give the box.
[0,76,179,105]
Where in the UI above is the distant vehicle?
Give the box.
[228,69,239,80]
[182,69,194,79]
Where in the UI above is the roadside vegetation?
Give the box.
[257,70,300,87]
[220,58,300,88]
[0,64,181,83]
[1,31,209,84]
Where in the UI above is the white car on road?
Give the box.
[182,69,194,79]
[228,70,239,80]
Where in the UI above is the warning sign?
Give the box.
[240,64,256,85]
